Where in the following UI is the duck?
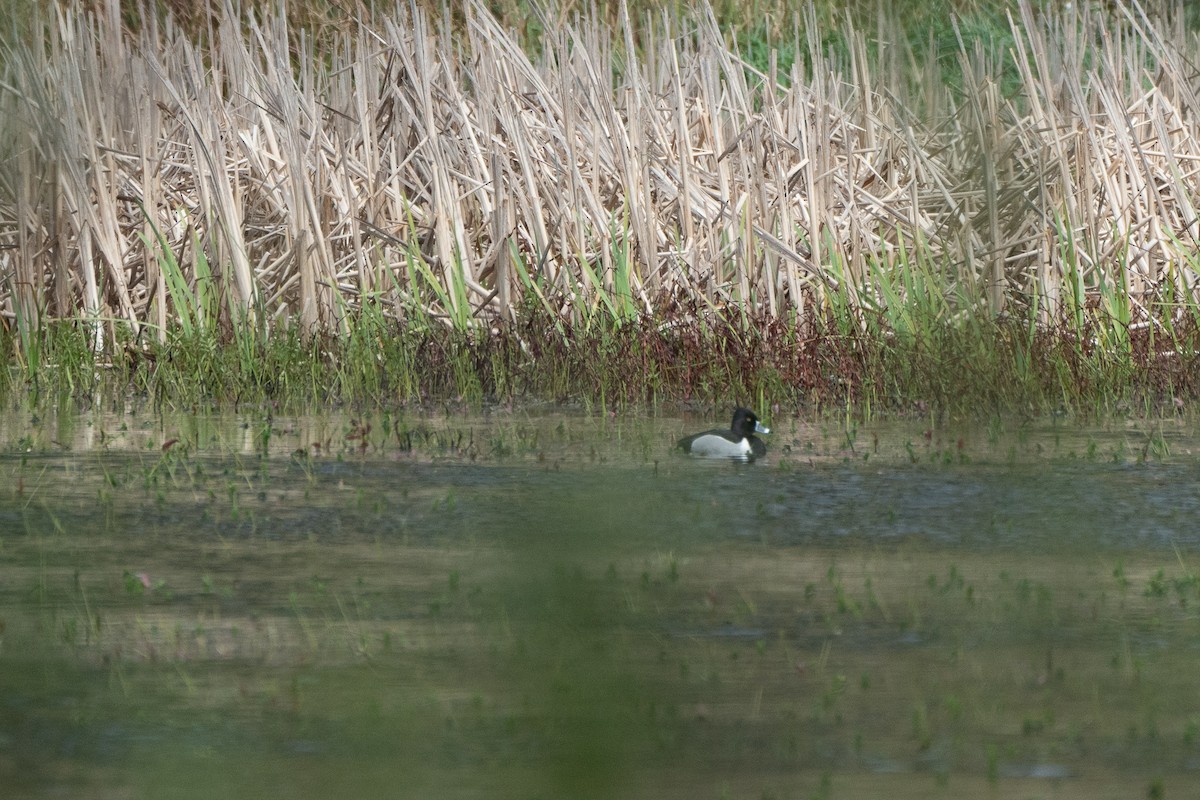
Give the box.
[678,407,770,460]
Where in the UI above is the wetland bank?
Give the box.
[4,409,1200,798]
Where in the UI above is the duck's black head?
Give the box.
[731,407,769,438]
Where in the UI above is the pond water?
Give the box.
[3,408,1200,799]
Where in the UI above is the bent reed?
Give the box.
[1,0,1200,412]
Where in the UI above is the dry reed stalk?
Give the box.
[1,0,1199,345]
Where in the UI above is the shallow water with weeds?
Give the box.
[3,409,1200,799]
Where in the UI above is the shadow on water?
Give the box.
[2,410,1200,798]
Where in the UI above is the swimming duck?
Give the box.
[678,407,770,460]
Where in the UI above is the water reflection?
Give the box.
[2,410,1199,798]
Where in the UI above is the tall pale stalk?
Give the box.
[0,0,1198,348]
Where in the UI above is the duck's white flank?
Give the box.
[687,435,752,458]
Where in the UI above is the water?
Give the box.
[3,409,1200,798]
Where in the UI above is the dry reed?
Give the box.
[1,0,1199,353]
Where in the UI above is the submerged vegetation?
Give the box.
[5,417,1200,798]
[2,0,1200,413]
